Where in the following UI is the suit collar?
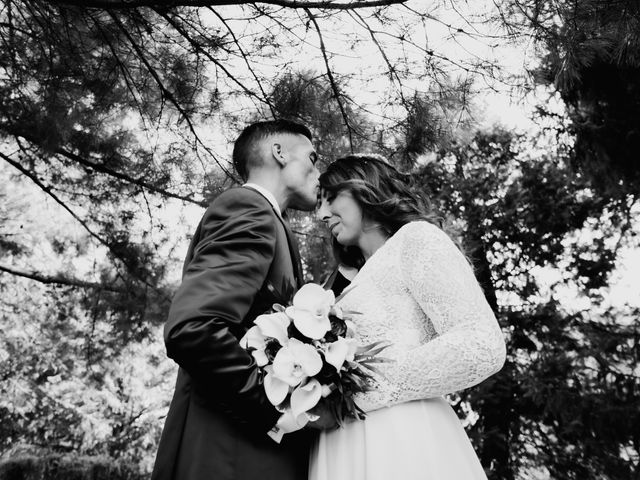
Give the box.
[242,183,282,218]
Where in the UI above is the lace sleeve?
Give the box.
[357,221,506,412]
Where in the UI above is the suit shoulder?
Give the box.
[199,187,279,239]
[213,187,270,208]
[205,187,275,219]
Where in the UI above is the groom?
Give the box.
[151,120,320,480]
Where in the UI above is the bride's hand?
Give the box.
[306,401,339,431]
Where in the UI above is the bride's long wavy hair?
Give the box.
[319,153,454,269]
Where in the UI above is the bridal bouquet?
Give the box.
[240,283,388,432]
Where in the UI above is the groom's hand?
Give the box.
[306,401,339,431]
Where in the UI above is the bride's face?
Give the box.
[317,189,364,246]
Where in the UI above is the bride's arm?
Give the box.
[357,221,506,412]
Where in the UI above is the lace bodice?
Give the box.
[338,221,506,412]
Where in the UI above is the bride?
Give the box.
[310,154,506,480]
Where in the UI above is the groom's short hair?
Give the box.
[233,119,312,181]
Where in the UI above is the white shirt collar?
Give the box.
[243,183,282,218]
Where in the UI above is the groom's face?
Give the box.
[280,134,320,211]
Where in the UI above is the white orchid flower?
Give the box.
[290,378,323,418]
[285,283,335,340]
[324,336,358,371]
[240,312,291,368]
[272,338,322,387]
[254,312,290,346]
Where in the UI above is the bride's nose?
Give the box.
[316,199,330,222]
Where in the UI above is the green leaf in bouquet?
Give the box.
[349,367,371,381]
[343,397,366,421]
[355,362,385,377]
[342,371,369,391]
[356,340,392,356]
[359,356,394,364]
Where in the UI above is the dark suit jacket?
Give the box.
[151,187,311,480]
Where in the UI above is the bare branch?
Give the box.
[45,0,408,11]
[0,263,128,292]
[349,9,408,107]
[304,7,354,151]
[209,7,276,117]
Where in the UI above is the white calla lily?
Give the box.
[255,312,290,346]
[285,283,335,340]
[324,336,358,371]
[272,338,322,386]
[240,326,270,366]
[240,325,266,350]
[290,378,323,418]
[264,366,290,406]
[277,407,311,433]
[252,349,269,367]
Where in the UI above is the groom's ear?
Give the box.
[271,142,287,167]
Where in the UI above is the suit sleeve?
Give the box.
[164,189,281,432]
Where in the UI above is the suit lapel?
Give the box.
[241,185,303,289]
[280,214,304,288]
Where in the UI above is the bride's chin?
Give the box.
[335,236,354,247]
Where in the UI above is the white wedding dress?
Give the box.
[309,221,506,480]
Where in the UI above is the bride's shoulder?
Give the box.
[394,220,448,242]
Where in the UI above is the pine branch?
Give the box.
[0,264,128,292]
[157,9,268,107]
[1,126,207,207]
[45,0,408,10]
[108,10,238,182]
[89,11,155,132]
[0,151,168,299]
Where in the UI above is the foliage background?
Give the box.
[0,0,638,479]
